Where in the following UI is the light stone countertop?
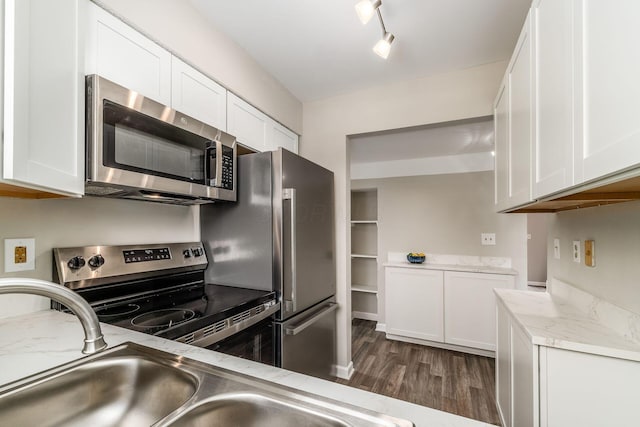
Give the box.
[0,310,491,427]
[384,261,518,276]
[494,285,640,362]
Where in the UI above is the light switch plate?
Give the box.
[553,238,560,259]
[5,238,36,272]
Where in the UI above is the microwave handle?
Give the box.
[206,139,223,186]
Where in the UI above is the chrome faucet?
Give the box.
[0,278,107,354]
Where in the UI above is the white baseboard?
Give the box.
[333,361,354,380]
[375,322,386,332]
[352,311,378,321]
[385,333,495,358]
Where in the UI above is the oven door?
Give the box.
[207,317,275,366]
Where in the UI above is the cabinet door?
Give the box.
[444,272,515,351]
[496,301,512,427]
[532,0,574,198]
[171,56,227,131]
[512,321,537,427]
[573,0,640,183]
[227,92,269,152]
[541,347,640,427]
[270,121,298,154]
[2,0,84,196]
[507,11,533,207]
[385,268,444,342]
[494,81,510,212]
[85,2,171,105]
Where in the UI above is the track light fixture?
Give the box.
[354,0,395,59]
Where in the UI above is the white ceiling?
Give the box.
[349,118,494,163]
[190,0,530,102]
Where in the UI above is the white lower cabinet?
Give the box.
[496,300,539,427]
[385,267,515,353]
[541,347,640,427]
[444,271,515,351]
[385,268,444,342]
[496,300,638,427]
[1,0,85,196]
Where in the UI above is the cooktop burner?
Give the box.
[96,303,141,319]
[131,308,196,333]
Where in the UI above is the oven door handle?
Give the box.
[284,302,338,336]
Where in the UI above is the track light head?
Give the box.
[373,32,394,59]
[355,0,382,25]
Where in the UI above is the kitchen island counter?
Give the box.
[0,310,491,427]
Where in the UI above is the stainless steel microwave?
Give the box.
[85,75,236,205]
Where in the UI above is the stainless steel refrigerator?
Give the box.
[200,148,337,379]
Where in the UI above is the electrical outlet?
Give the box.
[553,238,560,259]
[481,233,496,245]
[4,238,36,272]
[572,240,581,263]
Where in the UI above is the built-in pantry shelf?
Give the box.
[351,284,378,294]
[350,188,379,322]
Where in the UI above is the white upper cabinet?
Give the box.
[494,11,534,212]
[1,0,85,196]
[171,57,227,131]
[508,11,533,207]
[85,2,171,105]
[532,0,575,199]
[573,0,640,183]
[494,82,510,211]
[270,121,299,154]
[227,92,269,152]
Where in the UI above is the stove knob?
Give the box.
[67,256,85,270]
[183,249,192,258]
[88,254,105,268]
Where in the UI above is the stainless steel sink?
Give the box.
[0,352,198,426]
[0,343,414,427]
[163,393,351,427]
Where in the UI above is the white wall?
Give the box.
[301,61,508,372]
[93,0,302,134]
[527,213,550,284]
[0,197,198,319]
[548,201,640,315]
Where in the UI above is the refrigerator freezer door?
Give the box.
[274,148,335,320]
[276,299,337,379]
[201,152,273,291]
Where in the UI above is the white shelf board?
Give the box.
[351,284,378,294]
[350,220,378,225]
[350,254,377,259]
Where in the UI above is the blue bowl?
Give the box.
[406,254,426,264]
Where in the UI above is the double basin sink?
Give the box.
[0,342,414,426]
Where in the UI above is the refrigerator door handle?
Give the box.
[284,302,338,336]
[283,187,297,312]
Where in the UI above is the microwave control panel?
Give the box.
[220,145,234,190]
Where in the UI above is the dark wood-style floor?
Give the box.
[336,319,501,425]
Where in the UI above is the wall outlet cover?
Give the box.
[4,238,36,273]
[481,233,496,245]
[572,240,581,263]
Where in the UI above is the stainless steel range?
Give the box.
[52,242,279,364]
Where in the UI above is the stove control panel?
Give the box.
[123,248,171,263]
[53,242,208,290]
